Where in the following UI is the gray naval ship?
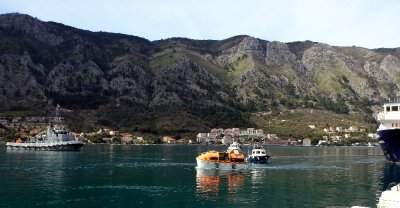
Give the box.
[6,105,84,151]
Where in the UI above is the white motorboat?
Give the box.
[377,183,400,208]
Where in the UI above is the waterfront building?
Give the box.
[222,135,234,145]
[163,136,177,144]
[109,131,120,136]
[303,138,311,146]
[336,127,343,132]
[197,133,208,143]
[122,134,133,144]
[348,126,359,132]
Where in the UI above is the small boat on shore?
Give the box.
[377,183,400,207]
[247,145,271,164]
[6,105,84,151]
[196,142,249,170]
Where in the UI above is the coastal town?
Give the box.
[3,3,400,208]
[0,116,378,146]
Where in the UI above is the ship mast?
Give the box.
[54,104,61,125]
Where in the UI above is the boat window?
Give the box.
[261,151,265,154]
[219,153,228,160]
[392,123,395,127]
[256,151,260,154]
[392,106,399,111]
[386,106,391,112]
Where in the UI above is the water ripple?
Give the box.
[253,163,349,171]
[75,185,174,192]
[70,162,196,170]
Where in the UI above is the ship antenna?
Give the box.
[55,104,61,124]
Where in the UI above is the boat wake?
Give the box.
[252,163,348,171]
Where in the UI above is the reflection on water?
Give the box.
[196,169,220,194]
[379,162,400,191]
[195,168,245,200]
[1,150,81,207]
[372,162,400,206]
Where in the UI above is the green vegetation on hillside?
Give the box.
[225,55,253,81]
[251,109,376,139]
[150,49,184,71]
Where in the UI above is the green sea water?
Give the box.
[0,145,398,208]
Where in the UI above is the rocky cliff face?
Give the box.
[0,53,46,108]
[1,13,399,131]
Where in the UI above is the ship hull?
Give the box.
[378,129,400,162]
[6,141,84,151]
[196,158,248,170]
[247,156,270,164]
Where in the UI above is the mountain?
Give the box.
[1,13,400,136]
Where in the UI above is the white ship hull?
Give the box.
[6,141,84,151]
[196,158,249,170]
[377,184,400,208]
[5,105,84,151]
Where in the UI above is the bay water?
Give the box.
[1,145,399,208]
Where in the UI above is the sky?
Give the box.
[0,0,399,49]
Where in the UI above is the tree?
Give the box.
[174,134,182,140]
[113,136,122,144]
[87,134,104,143]
[1,128,18,142]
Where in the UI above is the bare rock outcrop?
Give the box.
[0,53,46,108]
[150,57,230,108]
[216,37,266,65]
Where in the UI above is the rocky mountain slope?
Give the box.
[1,13,400,133]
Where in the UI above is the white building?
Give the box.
[266,134,278,140]
[367,133,378,139]
[210,128,224,134]
[348,126,359,132]
[222,135,234,145]
[255,129,264,135]
[196,133,208,143]
[331,136,342,142]
[109,131,120,136]
[232,128,240,134]
[207,133,218,140]
[246,128,256,134]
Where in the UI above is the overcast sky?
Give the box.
[1,0,399,49]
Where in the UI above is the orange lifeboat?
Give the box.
[196,143,248,170]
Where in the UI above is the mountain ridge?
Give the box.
[1,13,399,135]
